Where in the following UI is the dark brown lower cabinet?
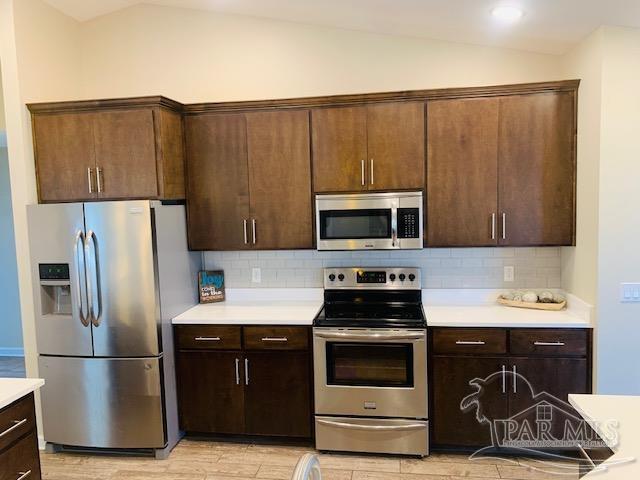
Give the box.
[430,327,592,451]
[244,351,311,437]
[175,325,313,439]
[176,350,245,434]
[0,394,42,480]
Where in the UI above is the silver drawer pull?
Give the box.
[17,471,32,480]
[261,337,288,342]
[195,336,221,342]
[455,340,486,345]
[534,341,566,346]
[0,419,27,438]
[317,419,425,432]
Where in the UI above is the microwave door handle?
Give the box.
[391,207,398,248]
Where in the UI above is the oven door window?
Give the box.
[319,209,391,240]
[326,342,414,388]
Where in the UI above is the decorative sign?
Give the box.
[198,270,225,303]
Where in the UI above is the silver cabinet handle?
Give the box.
[315,331,425,341]
[252,219,256,245]
[96,166,103,193]
[74,230,89,327]
[513,365,517,393]
[84,230,102,327]
[317,419,425,432]
[235,358,240,385]
[502,365,506,394]
[195,336,221,341]
[243,219,248,245]
[502,213,506,240]
[0,418,27,438]
[534,341,566,346]
[361,160,365,186]
[455,340,486,345]
[370,158,374,185]
[244,358,249,385]
[491,213,496,240]
[16,471,32,480]
[261,337,288,342]
[87,168,94,194]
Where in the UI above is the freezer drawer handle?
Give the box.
[317,419,425,432]
[0,418,28,439]
[455,340,486,345]
[16,471,32,480]
[195,336,221,342]
[533,341,566,346]
[261,337,288,342]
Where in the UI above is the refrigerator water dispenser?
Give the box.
[39,263,72,316]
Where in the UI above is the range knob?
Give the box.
[389,274,396,281]
[338,274,345,281]
[328,274,336,281]
[409,274,416,282]
[399,273,406,281]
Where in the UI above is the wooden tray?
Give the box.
[497,297,567,311]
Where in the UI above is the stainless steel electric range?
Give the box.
[313,267,429,457]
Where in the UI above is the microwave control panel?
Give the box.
[397,208,420,239]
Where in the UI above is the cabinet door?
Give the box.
[431,356,508,447]
[33,112,96,202]
[498,92,576,246]
[247,110,313,249]
[184,113,251,250]
[93,109,159,199]
[311,106,367,193]
[244,351,312,437]
[367,102,425,191]
[509,357,588,443]
[176,351,245,434]
[426,98,499,246]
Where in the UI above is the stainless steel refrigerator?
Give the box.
[27,200,200,458]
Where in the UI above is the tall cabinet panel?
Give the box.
[311,106,368,193]
[367,102,425,190]
[498,92,576,246]
[247,110,313,249]
[184,113,251,250]
[33,113,97,202]
[427,98,499,246]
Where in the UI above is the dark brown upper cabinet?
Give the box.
[185,110,313,251]
[29,98,185,203]
[312,102,425,193]
[426,90,576,247]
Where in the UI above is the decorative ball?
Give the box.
[522,291,538,303]
[539,291,554,303]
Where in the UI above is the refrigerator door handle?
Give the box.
[73,230,89,327]
[85,230,102,327]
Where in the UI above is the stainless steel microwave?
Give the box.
[315,192,423,250]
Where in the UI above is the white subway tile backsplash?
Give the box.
[204,247,561,289]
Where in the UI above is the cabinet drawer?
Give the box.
[243,327,309,351]
[175,326,242,350]
[510,329,588,356]
[432,328,507,354]
[0,431,41,480]
[0,394,36,454]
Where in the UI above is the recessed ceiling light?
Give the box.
[491,5,524,22]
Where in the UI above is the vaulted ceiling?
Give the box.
[42,0,640,54]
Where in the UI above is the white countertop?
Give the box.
[172,288,592,328]
[0,378,45,410]
[569,394,640,479]
[172,288,323,325]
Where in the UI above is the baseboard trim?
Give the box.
[0,347,25,357]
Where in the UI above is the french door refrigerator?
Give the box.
[27,201,200,458]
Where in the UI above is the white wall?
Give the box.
[77,4,563,103]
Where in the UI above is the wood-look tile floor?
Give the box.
[40,439,580,479]
[0,356,26,378]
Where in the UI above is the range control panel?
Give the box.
[325,267,421,290]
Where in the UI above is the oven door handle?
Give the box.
[314,331,425,341]
[317,419,425,432]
